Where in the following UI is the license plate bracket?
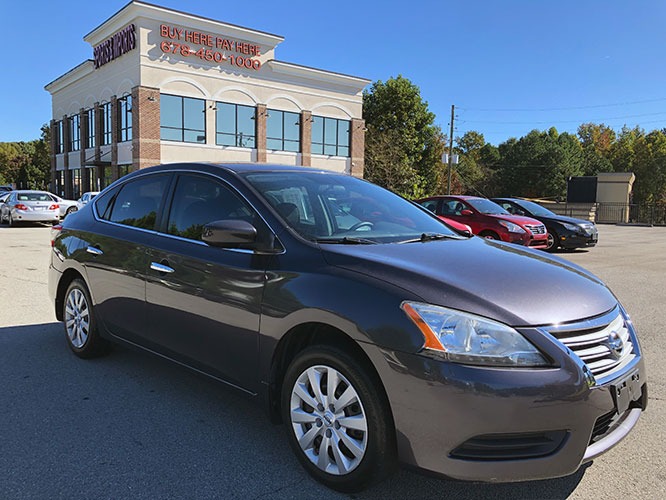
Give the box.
[611,368,641,414]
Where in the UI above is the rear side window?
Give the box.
[106,175,169,230]
[166,174,254,241]
[419,200,439,213]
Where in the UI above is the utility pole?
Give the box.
[446,104,455,195]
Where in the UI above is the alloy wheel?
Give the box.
[289,364,368,476]
[65,288,90,348]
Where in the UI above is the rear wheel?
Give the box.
[546,230,559,252]
[66,206,78,215]
[63,279,110,358]
[282,345,396,492]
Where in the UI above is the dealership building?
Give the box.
[45,1,369,199]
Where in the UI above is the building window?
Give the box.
[119,95,132,142]
[216,102,255,148]
[101,102,112,145]
[311,116,350,157]
[102,167,113,189]
[160,94,206,143]
[119,164,132,178]
[267,109,300,152]
[68,115,80,152]
[85,109,95,149]
[71,169,81,199]
[56,121,64,154]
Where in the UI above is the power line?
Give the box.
[461,111,666,125]
[458,97,666,112]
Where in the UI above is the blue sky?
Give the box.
[2,0,666,145]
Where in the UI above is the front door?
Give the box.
[144,173,269,392]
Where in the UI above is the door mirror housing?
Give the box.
[460,209,473,216]
[202,219,257,248]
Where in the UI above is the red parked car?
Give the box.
[417,195,549,249]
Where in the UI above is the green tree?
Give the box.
[495,129,584,199]
[577,123,615,175]
[363,75,444,197]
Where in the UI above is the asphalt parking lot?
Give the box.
[0,223,664,499]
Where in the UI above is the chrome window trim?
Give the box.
[92,167,285,255]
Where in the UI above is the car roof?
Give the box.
[11,190,51,194]
[133,162,335,177]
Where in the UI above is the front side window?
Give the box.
[107,175,169,230]
[161,94,206,143]
[311,116,350,157]
[101,102,112,145]
[119,95,132,142]
[266,109,300,152]
[68,115,80,151]
[243,172,457,243]
[85,109,95,149]
[216,102,255,148]
[167,174,253,241]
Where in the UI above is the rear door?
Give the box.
[83,173,172,343]
[144,172,270,392]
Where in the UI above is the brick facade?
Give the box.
[132,86,161,171]
[350,118,366,178]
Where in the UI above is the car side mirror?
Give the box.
[460,209,473,216]
[202,219,257,248]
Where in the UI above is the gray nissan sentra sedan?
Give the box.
[48,163,647,492]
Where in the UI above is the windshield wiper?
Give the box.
[397,233,463,244]
[314,237,378,245]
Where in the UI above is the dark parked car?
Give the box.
[49,163,646,492]
[417,195,549,249]
[492,198,598,252]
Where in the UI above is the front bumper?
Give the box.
[559,231,597,249]
[378,341,645,482]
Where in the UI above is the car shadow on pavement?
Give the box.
[0,322,588,500]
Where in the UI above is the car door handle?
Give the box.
[86,246,104,256]
[150,262,175,274]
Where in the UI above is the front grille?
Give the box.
[524,223,546,235]
[541,308,636,382]
[589,409,619,444]
[450,431,568,461]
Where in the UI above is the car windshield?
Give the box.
[466,198,509,215]
[514,200,556,217]
[243,172,458,243]
[17,192,51,202]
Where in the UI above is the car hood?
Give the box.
[487,214,543,227]
[321,237,616,327]
[540,214,592,226]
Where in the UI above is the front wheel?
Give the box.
[282,345,396,492]
[480,230,499,240]
[63,279,110,358]
[546,230,559,252]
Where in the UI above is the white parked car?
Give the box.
[76,191,100,210]
[48,193,79,218]
[0,190,60,226]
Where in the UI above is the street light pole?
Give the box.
[446,104,455,195]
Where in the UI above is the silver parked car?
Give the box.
[47,193,79,218]
[0,190,61,226]
[76,191,100,210]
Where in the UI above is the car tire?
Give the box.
[8,213,16,227]
[281,345,396,492]
[546,230,559,252]
[62,279,111,359]
[66,206,78,215]
[480,230,499,240]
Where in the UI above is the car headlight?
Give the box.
[562,222,580,232]
[401,302,549,367]
[498,220,526,233]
